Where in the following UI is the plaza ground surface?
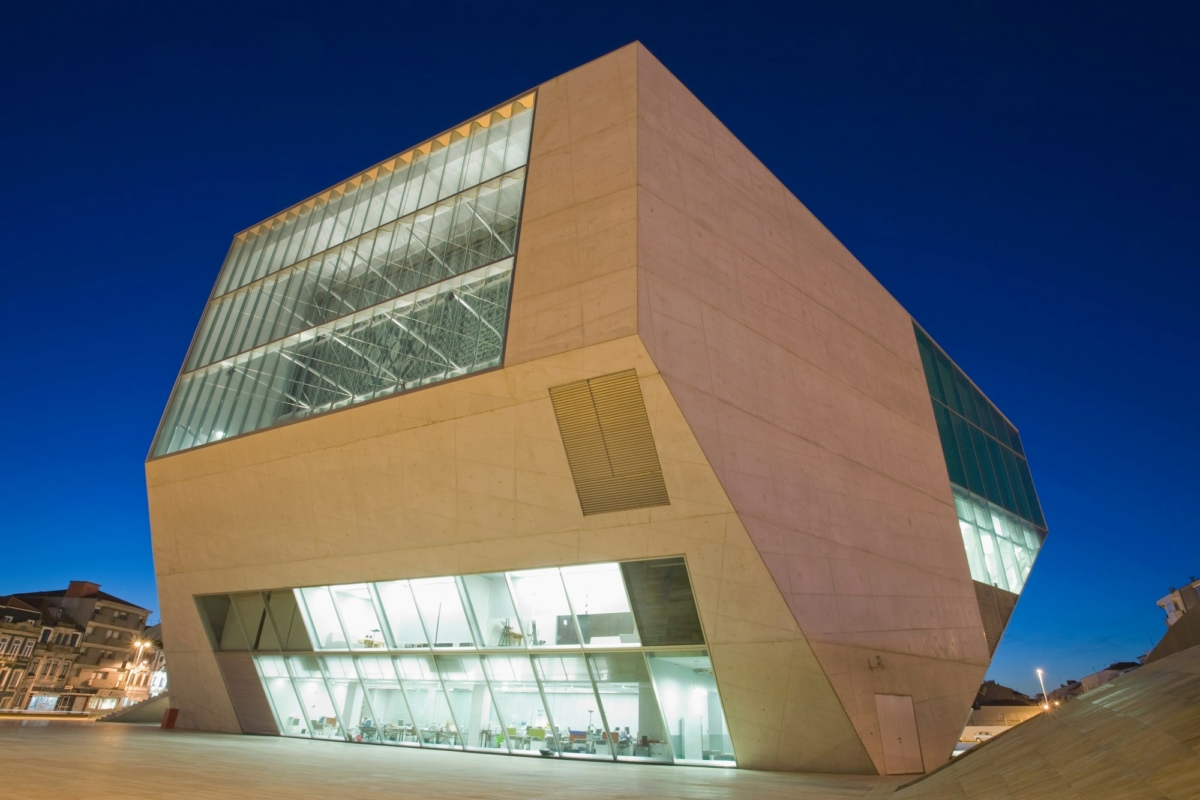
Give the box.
[0,721,904,799]
[7,646,1199,800]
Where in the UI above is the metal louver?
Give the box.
[548,369,670,515]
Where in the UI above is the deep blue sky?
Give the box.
[1,1,1195,695]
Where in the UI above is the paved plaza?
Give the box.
[0,721,904,800]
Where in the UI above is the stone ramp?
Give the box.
[895,646,1200,799]
[97,692,169,724]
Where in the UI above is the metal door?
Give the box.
[875,693,924,774]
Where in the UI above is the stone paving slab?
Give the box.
[894,646,1200,800]
[0,721,903,800]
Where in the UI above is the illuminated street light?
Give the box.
[1036,668,1050,710]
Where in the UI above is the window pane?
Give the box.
[934,352,961,414]
[286,656,343,740]
[396,655,460,748]
[329,584,387,650]
[533,655,608,760]
[375,580,428,649]
[561,563,639,647]
[411,578,475,649]
[436,654,507,752]
[646,651,735,764]
[299,587,347,650]
[355,656,416,745]
[951,415,984,496]
[483,655,558,755]
[320,655,373,742]
[931,402,966,487]
[588,653,670,763]
[265,590,311,652]
[620,559,705,647]
[255,656,308,737]
[232,592,279,652]
[196,595,247,651]
[986,437,1016,513]
[970,426,1001,504]
[1016,457,1046,528]
[460,573,522,648]
[957,507,987,586]
[956,373,980,426]
[509,569,578,648]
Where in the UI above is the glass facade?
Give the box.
[196,559,735,766]
[152,95,535,457]
[913,323,1047,593]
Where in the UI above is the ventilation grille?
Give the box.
[549,369,669,516]
[214,651,278,735]
[974,581,1019,656]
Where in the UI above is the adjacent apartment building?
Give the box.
[4,582,155,712]
[145,43,1048,775]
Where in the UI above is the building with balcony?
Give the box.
[146,43,1048,775]
[11,582,154,712]
[1,595,84,710]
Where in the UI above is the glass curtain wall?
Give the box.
[152,96,534,457]
[913,323,1047,593]
[198,559,736,767]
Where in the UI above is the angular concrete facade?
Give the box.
[147,43,1042,775]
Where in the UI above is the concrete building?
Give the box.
[145,44,1048,775]
[1147,576,1200,664]
[1157,577,1200,627]
[13,582,153,712]
[1,596,85,710]
[1077,662,1140,694]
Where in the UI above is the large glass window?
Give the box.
[320,656,374,741]
[201,558,737,767]
[256,656,308,737]
[561,563,639,647]
[509,569,578,648]
[232,592,279,651]
[375,580,428,649]
[460,573,522,648]
[299,587,347,650]
[533,655,608,760]
[398,655,459,748]
[265,589,312,651]
[286,656,343,740]
[196,594,247,651]
[483,655,556,754]
[329,584,387,650]
[154,261,514,456]
[410,578,474,649]
[913,323,1047,594]
[152,97,534,459]
[355,656,415,745]
[436,655,506,752]
[953,486,1041,593]
[647,651,734,764]
[587,653,670,762]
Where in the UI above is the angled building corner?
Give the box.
[145,41,1046,778]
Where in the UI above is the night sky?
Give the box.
[2,1,1195,696]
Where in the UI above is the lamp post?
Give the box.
[126,639,149,701]
[1036,668,1050,710]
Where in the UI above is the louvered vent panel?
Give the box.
[974,581,1019,656]
[549,369,669,515]
[214,651,278,735]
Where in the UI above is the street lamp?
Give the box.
[1036,668,1050,710]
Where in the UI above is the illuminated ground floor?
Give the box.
[196,559,737,767]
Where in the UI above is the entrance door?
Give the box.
[875,693,924,775]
